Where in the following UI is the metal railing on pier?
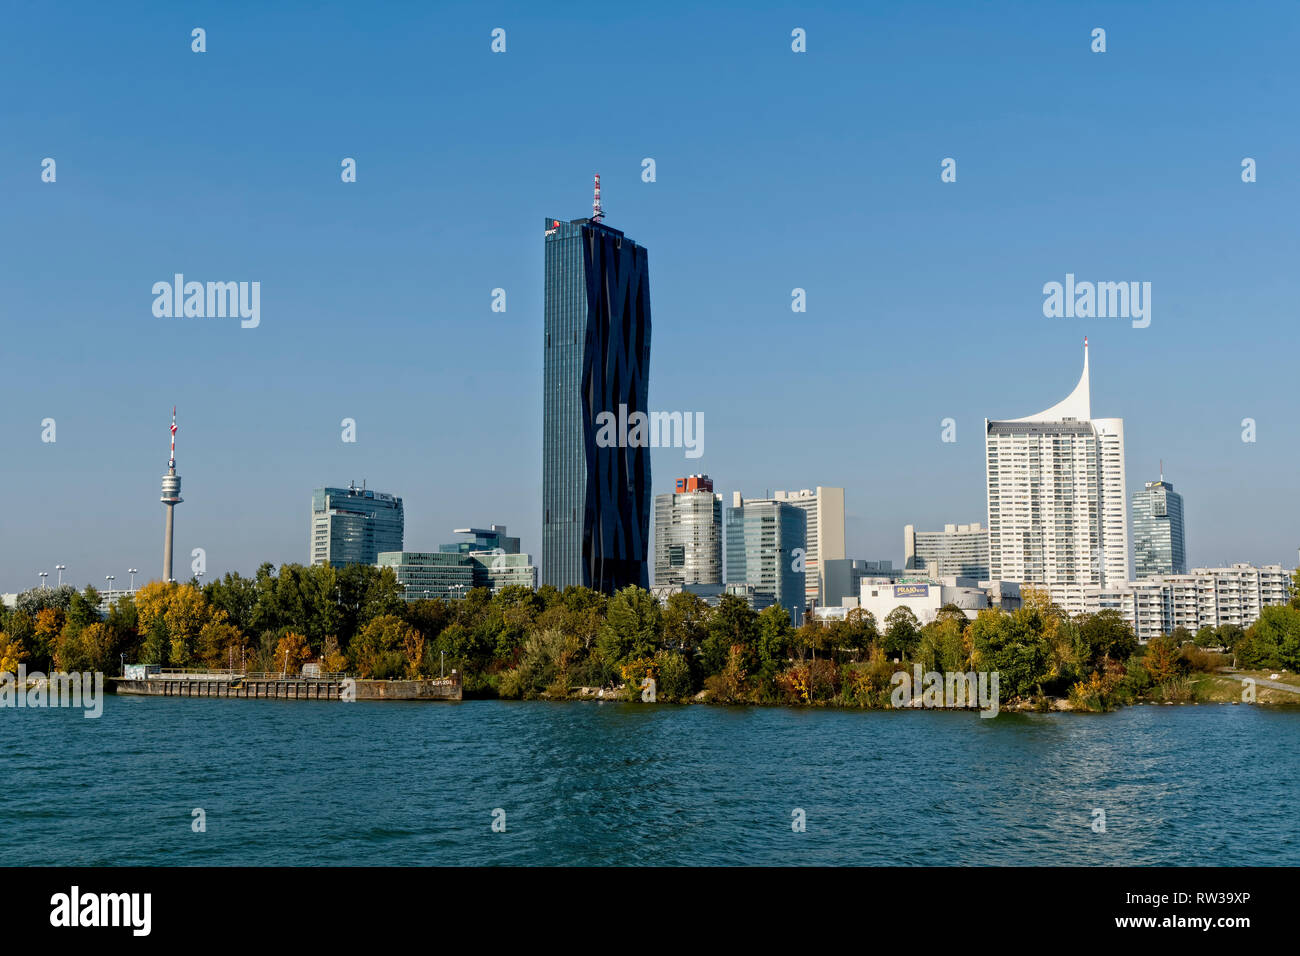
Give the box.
[154,668,351,681]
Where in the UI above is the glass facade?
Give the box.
[377,552,473,600]
[1132,479,1186,578]
[542,216,652,593]
[724,496,807,622]
[654,487,722,586]
[310,485,404,568]
[379,550,538,600]
[470,551,538,591]
[440,525,521,555]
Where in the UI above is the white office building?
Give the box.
[985,340,1128,614]
[849,576,1022,626]
[904,522,990,579]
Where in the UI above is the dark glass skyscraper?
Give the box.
[1132,478,1187,578]
[542,215,652,593]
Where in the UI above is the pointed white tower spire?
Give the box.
[1011,337,1090,422]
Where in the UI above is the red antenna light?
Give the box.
[592,173,603,223]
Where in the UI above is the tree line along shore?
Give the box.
[2,562,1298,712]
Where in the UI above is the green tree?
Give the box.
[882,606,920,659]
[916,615,967,673]
[655,650,694,701]
[351,614,420,679]
[754,604,794,677]
[702,595,757,675]
[204,572,258,634]
[597,586,662,666]
[1075,609,1137,670]
[66,586,102,633]
[841,608,878,660]
[1236,606,1300,670]
[969,608,1049,701]
[661,591,710,652]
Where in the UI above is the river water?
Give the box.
[2,696,1295,865]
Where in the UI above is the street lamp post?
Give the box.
[39,571,48,589]
[105,574,115,595]
[55,564,66,587]
[128,568,138,591]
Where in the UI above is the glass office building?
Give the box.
[440,525,521,555]
[724,493,807,623]
[310,483,404,568]
[1131,479,1186,578]
[542,214,652,593]
[378,552,474,600]
[475,552,538,591]
[379,550,537,600]
[654,475,723,587]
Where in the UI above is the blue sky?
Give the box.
[2,0,1298,591]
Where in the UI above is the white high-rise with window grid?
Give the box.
[985,340,1128,614]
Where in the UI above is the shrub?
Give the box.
[655,651,694,702]
[703,645,749,704]
[1153,677,1201,704]
[1180,644,1228,674]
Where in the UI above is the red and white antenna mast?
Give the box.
[592,173,604,223]
[169,405,178,468]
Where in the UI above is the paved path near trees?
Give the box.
[1216,668,1300,695]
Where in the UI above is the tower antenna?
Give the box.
[592,173,604,223]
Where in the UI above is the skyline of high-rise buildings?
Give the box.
[4,226,1291,620]
[541,197,653,595]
